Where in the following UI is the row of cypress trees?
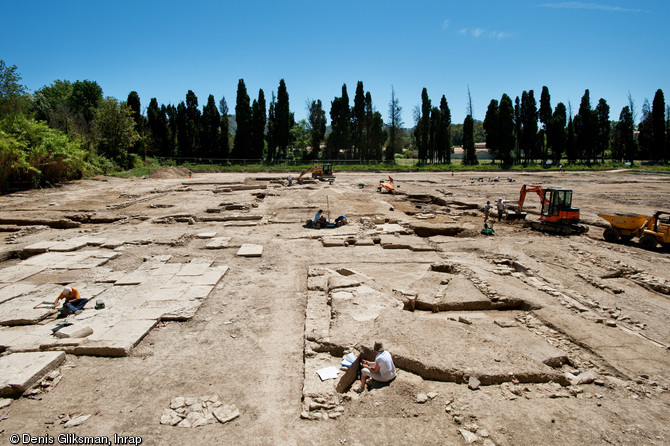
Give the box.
[483,87,668,165]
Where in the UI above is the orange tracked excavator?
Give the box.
[509,184,588,235]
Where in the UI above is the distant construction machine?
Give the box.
[598,211,670,250]
[508,184,589,235]
[297,163,335,183]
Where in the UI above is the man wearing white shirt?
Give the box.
[355,341,396,393]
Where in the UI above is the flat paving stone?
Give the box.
[0,351,66,397]
[206,237,232,249]
[177,261,214,276]
[23,241,59,254]
[237,244,263,257]
[0,284,37,304]
[0,284,62,326]
[197,232,217,239]
[0,264,45,283]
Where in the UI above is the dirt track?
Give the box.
[0,169,669,445]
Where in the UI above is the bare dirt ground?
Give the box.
[0,169,669,445]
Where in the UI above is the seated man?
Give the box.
[355,341,396,393]
[313,209,327,228]
[54,286,88,318]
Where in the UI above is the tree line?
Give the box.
[2,58,668,193]
[482,86,669,166]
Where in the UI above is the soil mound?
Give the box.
[149,166,193,179]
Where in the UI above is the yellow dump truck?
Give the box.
[598,211,670,250]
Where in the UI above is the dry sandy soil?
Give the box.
[0,169,669,445]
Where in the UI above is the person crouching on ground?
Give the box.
[355,341,396,393]
[54,286,88,318]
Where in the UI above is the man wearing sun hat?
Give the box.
[54,286,88,318]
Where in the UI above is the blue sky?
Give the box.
[1,1,667,126]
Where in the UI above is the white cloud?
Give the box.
[537,2,648,13]
[455,26,512,40]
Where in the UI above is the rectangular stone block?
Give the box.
[0,351,65,397]
[237,244,263,257]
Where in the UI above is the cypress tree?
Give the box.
[308,99,326,160]
[418,88,431,164]
[595,98,610,163]
[276,79,290,160]
[233,79,252,160]
[176,101,188,157]
[429,107,440,163]
[549,103,567,164]
[612,106,635,163]
[520,90,538,164]
[483,99,500,161]
[326,84,351,160]
[539,86,552,162]
[266,93,277,163]
[514,96,521,163]
[352,81,366,160]
[184,90,201,157]
[439,95,452,164]
[201,94,220,157]
[651,89,666,163]
[147,98,169,157]
[387,87,403,163]
[218,97,230,159]
[566,115,577,163]
[462,114,477,165]
[498,94,515,166]
[251,89,266,161]
[575,89,596,164]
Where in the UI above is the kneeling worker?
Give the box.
[355,341,396,393]
[55,286,88,318]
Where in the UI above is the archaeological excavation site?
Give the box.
[0,168,669,445]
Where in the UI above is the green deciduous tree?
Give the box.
[33,79,73,131]
[94,97,139,168]
[68,80,103,138]
[0,60,29,118]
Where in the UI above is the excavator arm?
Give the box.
[518,184,547,214]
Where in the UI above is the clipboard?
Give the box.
[33,301,56,309]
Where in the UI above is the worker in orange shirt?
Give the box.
[54,286,88,318]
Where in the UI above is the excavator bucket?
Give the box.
[506,212,527,221]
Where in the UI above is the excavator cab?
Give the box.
[541,188,580,223]
[322,163,333,177]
